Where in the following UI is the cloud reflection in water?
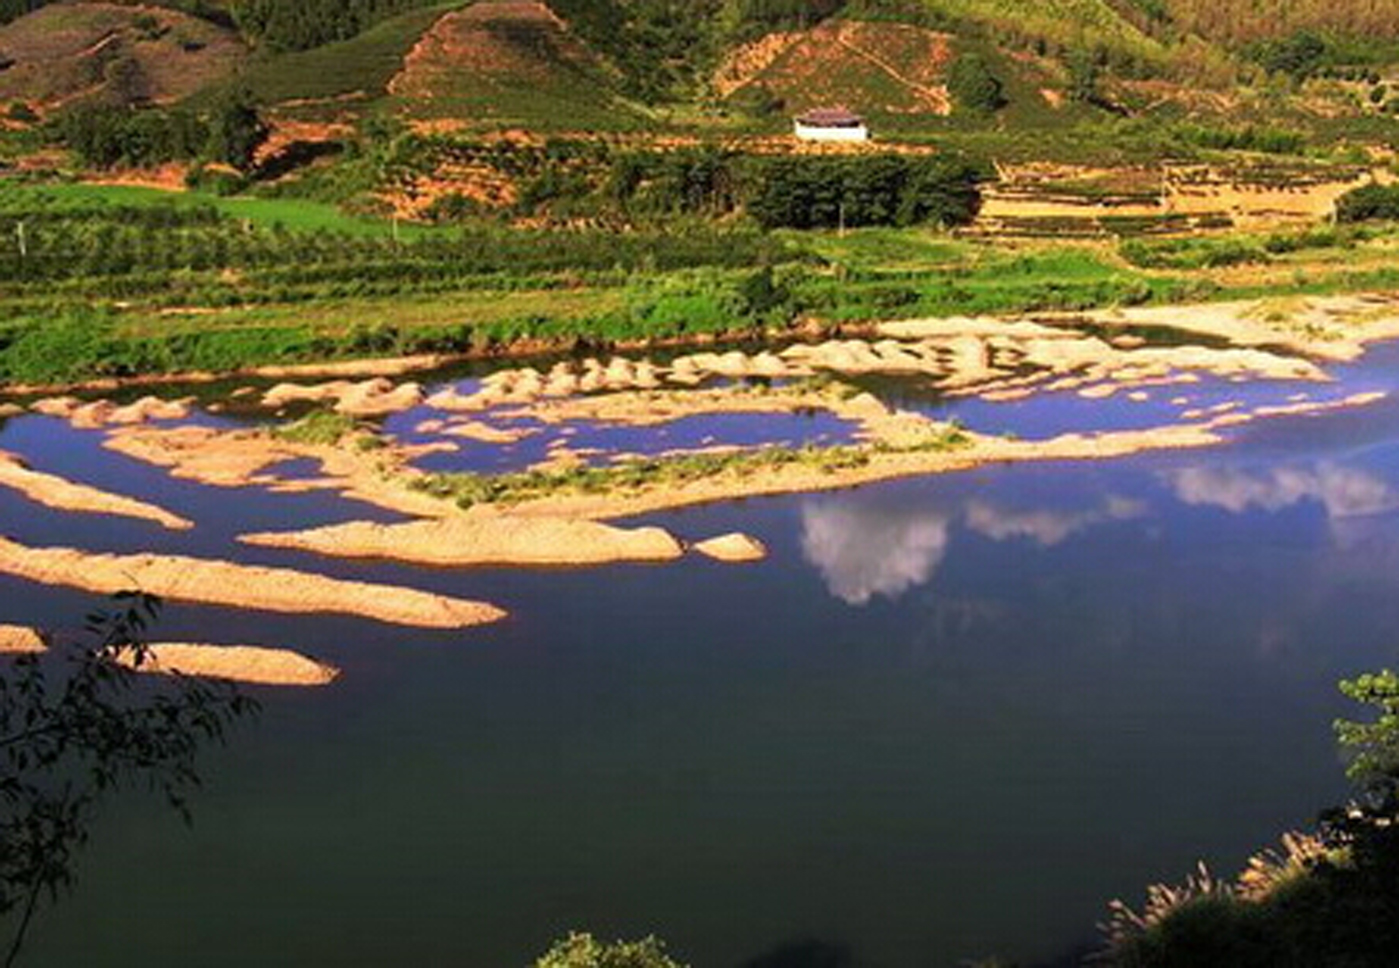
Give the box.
[800,501,952,606]
[1166,462,1398,519]
[801,491,1144,606]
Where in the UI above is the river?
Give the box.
[4,346,1399,966]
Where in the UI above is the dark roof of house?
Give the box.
[795,107,865,127]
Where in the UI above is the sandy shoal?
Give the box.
[240,512,684,566]
[250,355,453,380]
[0,450,193,529]
[954,294,1399,364]
[0,537,504,629]
[527,391,1386,521]
[2,354,457,397]
[121,644,339,686]
[490,423,1226,521]
[0,624,45,653]
[262,378,424,416]
[693,533,768,563]
[104,425,294,487]
[102,424,451,518]
[30,394,193,429]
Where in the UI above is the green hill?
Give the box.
[2,0,1399,184]
[385,0,643,129]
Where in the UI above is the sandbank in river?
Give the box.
[0,450,192,529]
[0,537,505,629]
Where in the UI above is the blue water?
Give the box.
[3,348,1399,966]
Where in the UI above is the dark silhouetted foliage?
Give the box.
[0,594,257,966]
[1336,183,1399,222]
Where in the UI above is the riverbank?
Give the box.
[4,195,1399,392]
[4,289,1389,403]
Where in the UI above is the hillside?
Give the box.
[1156,0,1399,46]
[921,0,1166,63]
[0,2,245,112]
[717,20,956,119]
[3,0,1399,209]
[387,0,637,128]
[243,1,462,106]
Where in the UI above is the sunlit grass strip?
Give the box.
[409,429,971,509]
[272,410,360,446]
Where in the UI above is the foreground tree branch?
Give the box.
[0,593,258,966]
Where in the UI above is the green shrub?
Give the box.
[1336,183,1399,222]
[272,410,358,445]
[948,53,1006,114]
[534,932,685,968]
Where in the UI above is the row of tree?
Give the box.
[406,140,986,230]
[57,90,267,172]
[744,155,984,229]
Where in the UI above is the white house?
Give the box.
[793,107,870,143]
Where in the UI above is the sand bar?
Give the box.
[30,394,193,429]
[0,537,505,628]
[693,533,769,563]
[121,644,340,686]
[239,513,685,567]
[0,624,45,653]
[262,378,424,416]
[103,424,453,518]
[0,450,193,529]
[0,623,337,685]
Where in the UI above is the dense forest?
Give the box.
[0,0,40,24]
[1155,0,1399,45]
[226,0,436,50]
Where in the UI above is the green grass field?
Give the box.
[0,181,440,238]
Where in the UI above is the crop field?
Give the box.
[3,176,1399,386]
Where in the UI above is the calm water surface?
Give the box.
[4,355,1399,966]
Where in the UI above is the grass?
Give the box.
[1119,225,1375,270]
[410,427,971,509]
[272,410,360,445]
[0,181,441,238]
[791,228,976,272]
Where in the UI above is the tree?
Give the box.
[1335,183,1399,223]
[204,86,268,172]
[947,53,1005,114]
[1325,669,1399,881]
[1335,669,1399,785]
[1251,30,1327,81]
[0,594,256,966]
[1066,49,1102,104]
[101,55,148,106]
[535,932,687,968]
